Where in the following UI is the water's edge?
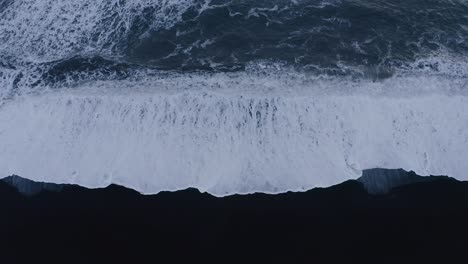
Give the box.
[1,168,456,197]
[3,168,468,262]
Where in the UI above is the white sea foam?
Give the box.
[0,0,197,62]
[1,0,467,196]
[1,71,467,196]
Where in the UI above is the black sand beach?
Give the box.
[2,171,468,263]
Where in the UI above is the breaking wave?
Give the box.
[1,0,467,195]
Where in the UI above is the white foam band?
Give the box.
[1,75,467,196]
[0,0,195,61]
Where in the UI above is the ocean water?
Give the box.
[0,0,467,195]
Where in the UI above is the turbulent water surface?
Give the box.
[0,0,467,195]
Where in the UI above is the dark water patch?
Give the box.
[358,168,446,194]
[38,56,133,87]
[0,56,140,99]
[2,56,148,92]
[125,0,468,71]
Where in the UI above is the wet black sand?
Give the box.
[1,171,468,263]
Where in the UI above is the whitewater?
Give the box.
[1,0,467,196]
